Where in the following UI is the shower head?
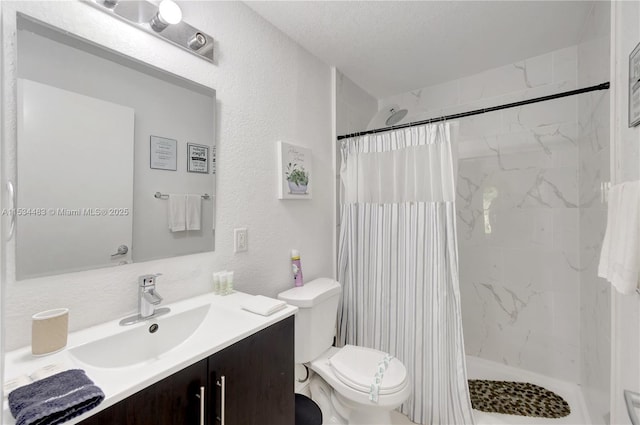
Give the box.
[385,108,408,126]
[366,104,411,131]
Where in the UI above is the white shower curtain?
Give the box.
[337,123,474,425]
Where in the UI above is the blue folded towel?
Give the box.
[8,369,105,425]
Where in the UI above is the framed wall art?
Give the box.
[277,141,312,200]
[150,136,177,171]
[187,143,209,173]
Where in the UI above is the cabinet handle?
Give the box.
[195,386,205,425]
[216,375,226,425]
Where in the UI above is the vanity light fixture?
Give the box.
[86,0,214,62]
[149,0,182,32]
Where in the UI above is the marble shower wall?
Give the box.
[577,2,610,424]
[382,46,582,382]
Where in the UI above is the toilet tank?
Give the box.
[278,278,342,363]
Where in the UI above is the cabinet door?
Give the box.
[80,359,208,425]
[209,316,294,425]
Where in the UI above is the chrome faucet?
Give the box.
[119,273,170,326]
[139,273,163,318]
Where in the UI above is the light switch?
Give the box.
[234,228,248,253]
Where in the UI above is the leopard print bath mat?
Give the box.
[468,380,571,418]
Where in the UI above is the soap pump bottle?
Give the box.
[291,249,304,287]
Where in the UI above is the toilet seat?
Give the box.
[329,345,407,395]
[309,346,411,409]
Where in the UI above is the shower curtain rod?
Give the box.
[337,82,610,140]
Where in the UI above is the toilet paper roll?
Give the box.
[31,308,69,356]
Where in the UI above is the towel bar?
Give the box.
[154,192,210,200]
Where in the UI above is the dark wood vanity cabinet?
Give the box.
[79,316,294,425]
[208,315,295,425]
[79,359,207,425]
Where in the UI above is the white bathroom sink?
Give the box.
[69,304,212,368]
[3,292,297,425]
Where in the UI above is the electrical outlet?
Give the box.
[234,228,248,253]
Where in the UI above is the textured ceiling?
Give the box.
[246,1,595,98]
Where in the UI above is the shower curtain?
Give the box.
[337,123,474,424]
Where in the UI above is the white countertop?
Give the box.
[2,291,297,424]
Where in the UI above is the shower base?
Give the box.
[389,356,590,425]
[467,356,590,424]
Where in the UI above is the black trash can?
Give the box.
[295,393,323,425]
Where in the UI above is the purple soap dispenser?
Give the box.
[291,249,304,287]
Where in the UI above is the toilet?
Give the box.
[278,278,411,425]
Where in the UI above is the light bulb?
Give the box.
[150,0,182,32]
[158,0,182,25]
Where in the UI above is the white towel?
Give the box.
[241,295,287,316]
[186,194,202,231]
[168,194,186,232]
[598,181,640,294]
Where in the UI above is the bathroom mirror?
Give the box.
[15,16,216,280]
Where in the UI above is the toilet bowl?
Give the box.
[311,346,411,408]
[309,372,346,424]
[278,278,412,425]
[309,346,411,425]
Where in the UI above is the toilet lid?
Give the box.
[329,345,407,395]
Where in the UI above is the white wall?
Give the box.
[577,2,611,423]
[335,70,377,136]
[0,0,5,402]
[610,2,640,423]
[1,1,333,351]
[381,46,583,382]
